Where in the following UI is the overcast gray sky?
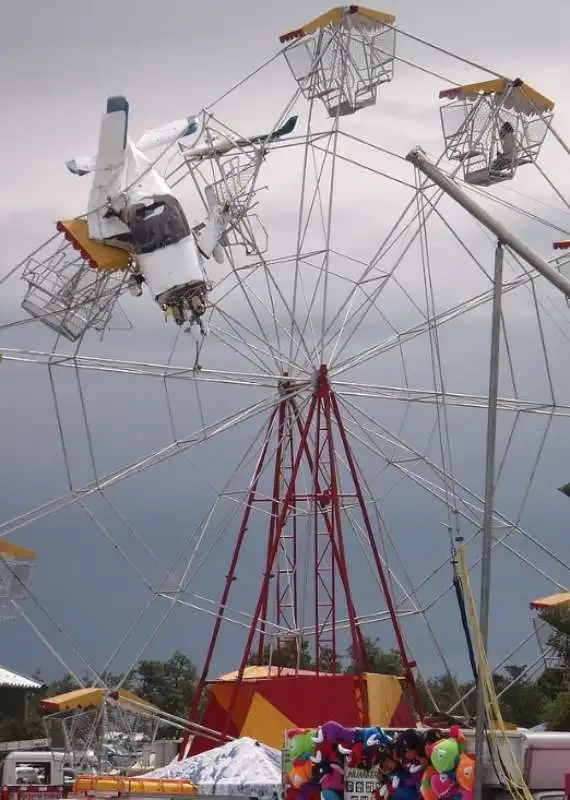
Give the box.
[2,0,570,696]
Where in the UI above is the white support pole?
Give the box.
[474,240,503,800]
[406,147,570,298]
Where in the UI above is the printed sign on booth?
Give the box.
[344,767,378,800]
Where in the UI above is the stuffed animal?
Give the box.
[314,753,344,800]
[424,729,444,752]
[448,727,467,755]
[455,753,475,793]
[420,766,439,800]
[287,729,317,762]
[430,771,458,800]
[393,729,427,788]
[356,726,394,748]
[313,720,355,747]
[287,758,314,790]
[429,737,460,775]
[376,749,410,800]
[311,739,338,765]
[395,729,429,766]
[338,740,367,769]
[338,738,382,770]
[338,727,390,770]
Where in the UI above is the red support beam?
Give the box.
[330,389,424,718]
[220,390,320,735]
[186,365,424,750]
[181,406,279,754]
[275,397,300,656]
[257,397,288,662]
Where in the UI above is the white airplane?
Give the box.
[66,95,298,330]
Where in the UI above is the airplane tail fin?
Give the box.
[66,96,128,178]
[86,96,131,241]
[236,115,299,147]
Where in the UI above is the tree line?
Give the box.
[2,604,569,742]
[249,631,568,731]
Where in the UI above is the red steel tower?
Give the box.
[183,366,423,755]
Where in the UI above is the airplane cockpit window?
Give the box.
[126,195,191,255]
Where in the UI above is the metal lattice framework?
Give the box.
[282,7,397,117]
[1,5,570,749]
[0,542,35,622]
[43,698,160,774]
[21,236,129,341]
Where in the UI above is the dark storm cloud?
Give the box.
[1,0,570,687]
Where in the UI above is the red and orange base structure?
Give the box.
[188,667,415,755]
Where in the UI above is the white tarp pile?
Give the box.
[145,736,282,799]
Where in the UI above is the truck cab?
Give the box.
[1,750,66,787]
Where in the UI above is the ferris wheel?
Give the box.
[2,4,570,762]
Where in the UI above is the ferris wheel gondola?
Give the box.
[280,6,397,117]
[439,78,555,187]
[0,541,35,621]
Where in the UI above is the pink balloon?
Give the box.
[430,772,456,799]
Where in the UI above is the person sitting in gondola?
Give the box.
[491,121,516,172]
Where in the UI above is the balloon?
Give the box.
[288,760,313,788]
[430,772,457,799]
[288,730,317,761]
[430,739,460,774]
[456,754,475,792]
[420,767,438,800]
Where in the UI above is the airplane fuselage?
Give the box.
[66,95,298,331]
[99,143,208,323]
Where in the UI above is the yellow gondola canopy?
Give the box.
[0,541,36,561]
[73,776,198,796]
[57,218,132,272]
[280,6,395,43]
[40,686,159,713]
[439,78,554,114]
[530,591,570,610]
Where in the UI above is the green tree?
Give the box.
[44,673,78,696]
[493,665,544,728]
[540,605,570,666]
[544,690,570,730]
[422,673,472,717]
[345,636,403,675]
[248,639,316,669]
[536,666,566,702]
[248,639,344,672]
[131,651,196,718]
[318,646,343,674]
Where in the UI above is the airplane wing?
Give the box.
[66,115,199,177]
[86,96,130,241]
[182,115,299,160]
[66,155,96,176]
[135,116,199,152]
